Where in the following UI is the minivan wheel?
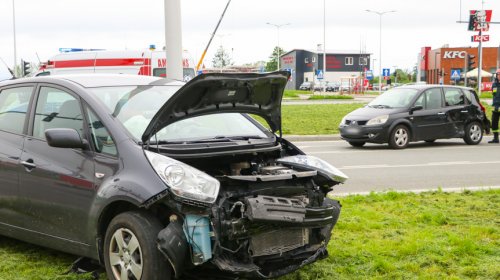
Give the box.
[463,122,483,145]
[389,125,410,149]
[348,141,366,147]
[104,211,172,280]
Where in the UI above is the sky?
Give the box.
[0,0,499,80]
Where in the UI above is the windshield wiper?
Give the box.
[369,104,393,109]
[192,135,265,143]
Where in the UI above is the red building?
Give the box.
[419,46,499,85]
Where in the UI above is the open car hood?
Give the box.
[142,71,290,143]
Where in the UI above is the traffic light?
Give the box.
[467,54,476,70]
[21,60,30,77]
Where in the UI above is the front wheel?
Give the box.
[463,122,483,145]
[389,125,410,149]
[104,211,172,280]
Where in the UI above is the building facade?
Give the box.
[419,46,499,85]
[280,49,370,90]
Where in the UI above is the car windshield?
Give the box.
[368,88,419,108]
[89,86,269,142]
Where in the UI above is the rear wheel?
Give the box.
[104,211,172,280]
[463,122,483,145]
[348,141,365,147]
[389,125,410,149]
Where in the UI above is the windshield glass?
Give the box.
[89,86,269,142]
[368,88,419,108]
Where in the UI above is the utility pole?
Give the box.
[266,22,290,71]
[164,0,183,81]
[12,0,17,77]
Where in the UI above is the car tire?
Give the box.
[104,211,172,280]
[425,139,436,143]
[389,125,410,149]
[463,122,483,145]
[348,141,365,147]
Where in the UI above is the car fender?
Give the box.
[388,119,414,140]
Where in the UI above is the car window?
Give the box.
[463,89,474,104]
[33,87,84,140]
[86,107,117,156]
[414,93,425,108]
[424,88,442,110]
[0,86,33,134]
[444,88,465,106]
[368,88,419,108]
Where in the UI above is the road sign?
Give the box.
[451,69,461,80]
[366,70,374,80]
[316,69,324,80]
[472,35,490,42]
[382,68,390,77]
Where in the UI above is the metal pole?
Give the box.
[323,0,326,93]
[267,23,290,71]
[478,30,483,95]
[497,43,500,70]
[12,0,17,77]
[464,53,468,87]
[195,0,231,72]
[164,0,183,81]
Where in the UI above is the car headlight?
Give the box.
[277,155,348,183]
[144,150,220,204]
[366,115,389,126]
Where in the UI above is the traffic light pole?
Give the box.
[478,30,483,95]
[464,55,468,87]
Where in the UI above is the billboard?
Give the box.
[468,10,492,32]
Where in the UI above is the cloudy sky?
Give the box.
[0,0,499,80]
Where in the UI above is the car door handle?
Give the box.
[21,160,36,169]
[437,112,446,115]
[461,110,468,113]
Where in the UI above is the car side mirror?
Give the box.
[45,128,88,149]
[410,105,423,114]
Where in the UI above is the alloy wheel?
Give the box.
[394,128,408,147]
[109,228,143,280]
[469,124,481,142]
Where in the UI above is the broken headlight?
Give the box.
[144,150,220,204]
[277,155,348,183]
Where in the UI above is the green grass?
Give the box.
[284,90,313,99]
[281,104,364,135]
[479,92,493,99]
[308,95,354,100]
[279,189,500,280]
[0,190,497,279]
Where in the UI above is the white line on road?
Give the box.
[332,185,500,196]
[340,160,500,170]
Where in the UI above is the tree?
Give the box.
[212,45,233,69]
[265,46,285,72]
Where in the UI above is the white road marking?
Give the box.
[340,161,500,170]
[332,185,500,196]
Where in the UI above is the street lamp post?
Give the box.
[12,0,17,77]
[266,22,290,71]
[366,9,396,94]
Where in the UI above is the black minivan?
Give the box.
[0,73,347,279]
[339,85,490,149]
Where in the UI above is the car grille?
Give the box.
[345,120,367,125]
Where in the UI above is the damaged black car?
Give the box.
[0,72,347,279]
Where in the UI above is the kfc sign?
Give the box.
[472,35,490,42]
[443,51,466,59]
[468,10,493,32]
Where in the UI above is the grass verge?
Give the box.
[284,90,313,98]
[0,190,497,279]
[281,103,364,135]
[308,95,354,100]
[280,189,500,280]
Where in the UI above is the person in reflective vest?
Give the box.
[489,70,500,143]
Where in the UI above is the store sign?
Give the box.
[443,51,466,59]
[468,10,492,32]
[472,35,490,42]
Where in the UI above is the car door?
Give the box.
[0,85,34,229]
[18,85,96,244]
[443,87,468,137]
[411,88,449,141]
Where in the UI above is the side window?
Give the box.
[86,107,117,156]
[464,89,475,104]
[424,88,443,110]
[414,93,425,109]
[33,87,83,140]
[444,88,465,106]
[0,87,33,134]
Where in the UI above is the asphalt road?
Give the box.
[294,137,500,195]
